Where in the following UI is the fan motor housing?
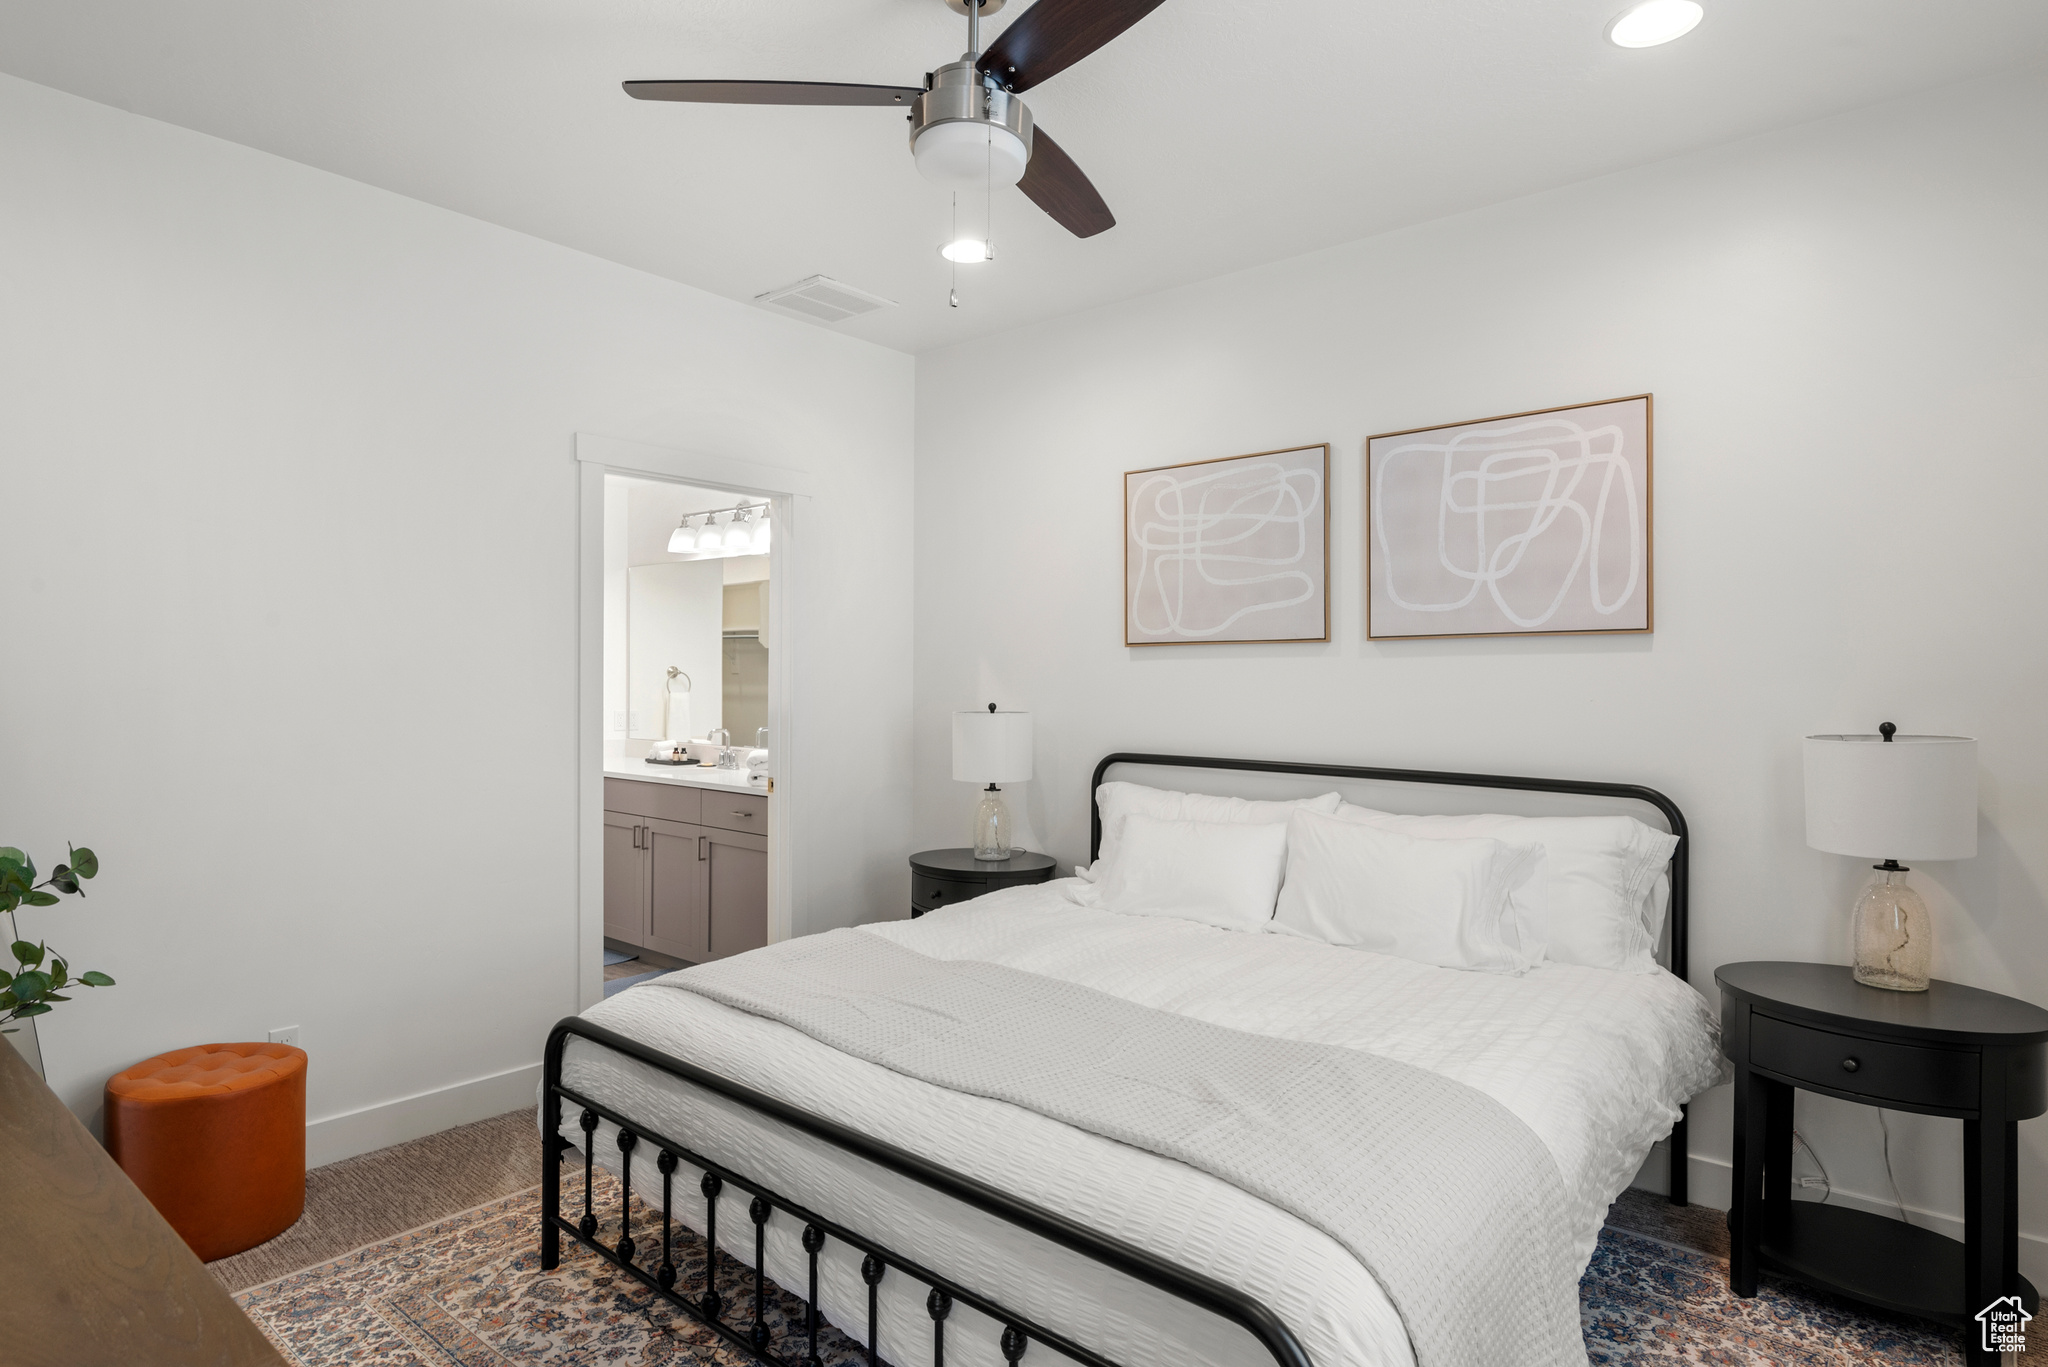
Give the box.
[909,60,1033,187]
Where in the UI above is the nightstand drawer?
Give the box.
[1753,1013,1978,1111]
[912,874,980,912]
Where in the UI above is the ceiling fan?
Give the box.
[623,0,1169,240]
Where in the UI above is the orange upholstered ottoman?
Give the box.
[104,1042,307,1262]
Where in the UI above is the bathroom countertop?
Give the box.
[603,758,768,793]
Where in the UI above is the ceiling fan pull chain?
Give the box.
[949,191,961,308]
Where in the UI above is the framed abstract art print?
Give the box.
[1366,396,1652,640]
[1125,444,1330,646]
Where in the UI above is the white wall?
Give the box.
[915,67,2048,1263]
[0,73,915,1154]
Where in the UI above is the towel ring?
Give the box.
[665,667,691,694]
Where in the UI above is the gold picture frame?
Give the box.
[1125,444,1332,647]
[1365,396,1653,641]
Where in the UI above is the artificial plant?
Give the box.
[0,844,113,1031]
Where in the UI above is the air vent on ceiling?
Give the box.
[754,275,896,324]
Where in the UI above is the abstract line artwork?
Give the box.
[1367,396,1652,640]
[1125,444,1330,646]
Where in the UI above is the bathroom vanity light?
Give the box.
[668,503,773,561]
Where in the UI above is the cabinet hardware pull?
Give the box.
[1841,1057,1860,1073]
[732,810,752,818]
[700,836,708,862]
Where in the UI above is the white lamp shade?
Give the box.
[1803,733,1978,861]
[953,709,1033,784]
[667,523,696,554]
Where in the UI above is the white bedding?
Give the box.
[559,880,1723,1367]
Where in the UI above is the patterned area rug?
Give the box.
[238,1171,1969,1365]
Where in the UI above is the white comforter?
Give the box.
[562,880,1723,1367]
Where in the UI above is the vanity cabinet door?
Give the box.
[602,812,647,944]
[643,817,710,962]
[701,827,769,961]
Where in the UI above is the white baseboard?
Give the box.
[1630,1140,2048,1289]
[305,1061,540,1168]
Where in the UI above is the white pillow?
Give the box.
[1329,804,1679,972]
[1091,813,1289,932]
[1271,810,1541,973]
[1082,781,1342,880]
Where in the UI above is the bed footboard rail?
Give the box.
[543,1016,1315,1367]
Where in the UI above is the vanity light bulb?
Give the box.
[941,238,992,264]
[697,519,723,554]
[667,522,697,554]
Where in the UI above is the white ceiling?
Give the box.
[3,0,2043,353]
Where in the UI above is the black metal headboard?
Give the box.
[1087,751,1695,1207]
[1088,751,1691,989]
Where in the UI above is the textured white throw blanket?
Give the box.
[664,927,1589,1367]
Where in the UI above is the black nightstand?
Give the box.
[1718,961,2048,1362]
[908,849,1058,918]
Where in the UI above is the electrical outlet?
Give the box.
[268,1025,301,1048]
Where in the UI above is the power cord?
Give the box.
[1878,1109,1911,1226]
[1792,1128,1832,1203]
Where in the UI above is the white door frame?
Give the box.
[575,434,813,1010]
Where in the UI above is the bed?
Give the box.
[541,753,1724,1367]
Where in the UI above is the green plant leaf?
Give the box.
[11,941,43,969]
[0,895,15,915]
[22,891,58,907]
[80,970,114,987]
[13,1003,51,1018]
[42,992,69,1003]
[68,846,98,881]
[10,970,49,1002]
[0,848,24,865]
[48,866,78,895]
[48,959,67,990]
[0,970,10,990]
[0,991,14,1009]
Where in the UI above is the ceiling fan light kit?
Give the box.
[909,62,1033,189]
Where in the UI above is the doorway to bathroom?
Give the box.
[597,474,775,997]
[575,434,806,1012]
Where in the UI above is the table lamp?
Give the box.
[953,703,1032,860]
[1803,722,1978,991]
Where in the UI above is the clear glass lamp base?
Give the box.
[1851,867,1932,992]
[973,788,1013,861]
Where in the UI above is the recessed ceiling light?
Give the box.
[1607,0,1703,48]
[940,238,993,264]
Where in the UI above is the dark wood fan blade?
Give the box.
[977,0,1168,92]
[1018,126,1114,237]
[624,80,923,107]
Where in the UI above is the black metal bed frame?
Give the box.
[541,751,1692,1367]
